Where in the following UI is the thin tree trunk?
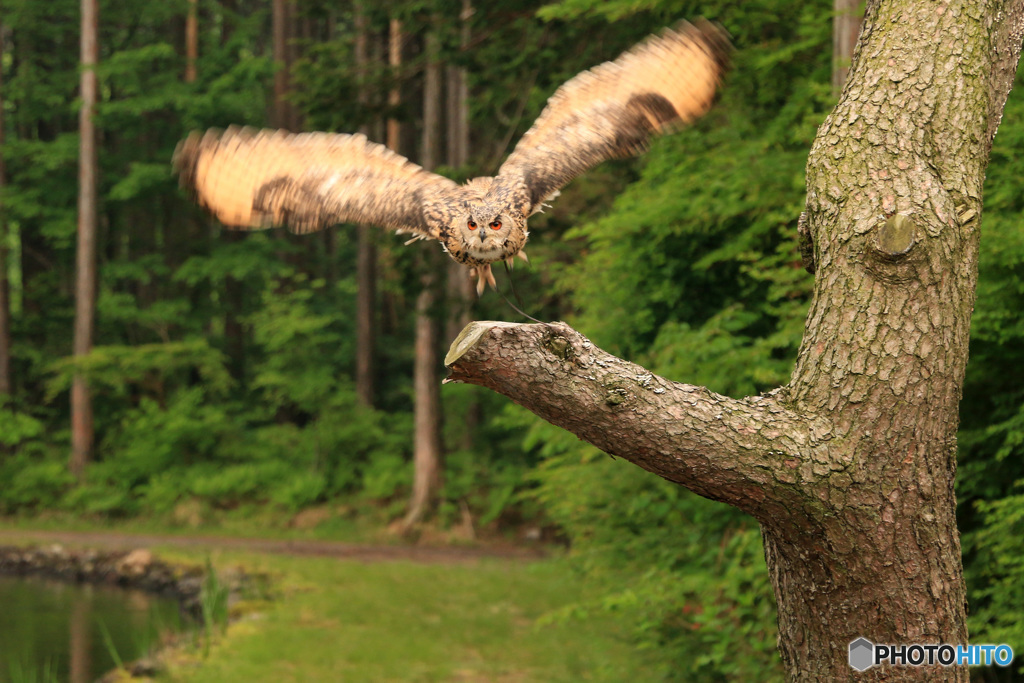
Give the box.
[185,0,198,83]
[354,1,376,407]
[71,0,99,479]
[445,0,471,171]
[402,25,445,531]
[832,0,862,97]
[0,21,11,398]
[403,267,444,531]
[387,18,402,152]
[271,0,294,129]
[421,32,441,171]
[444,1,478,452]
[444,0,474,345]
[323,10,338,294]
[285,0,302,132]
[444,1,1024,678]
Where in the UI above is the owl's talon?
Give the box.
[471,264,498,297]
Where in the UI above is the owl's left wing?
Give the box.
[495,21,730,214]
[174,127,461,239]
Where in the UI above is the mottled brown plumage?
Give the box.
[174,21,730,294]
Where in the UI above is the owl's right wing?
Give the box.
[495,21,730,214]
[174,127,461,240]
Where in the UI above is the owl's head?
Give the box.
[449,200,528,267]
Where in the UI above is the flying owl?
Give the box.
[174,21,729,295]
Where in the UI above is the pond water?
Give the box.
[0,574,187,682]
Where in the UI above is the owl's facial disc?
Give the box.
[460,204,517,262]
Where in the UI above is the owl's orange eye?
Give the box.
[467,220,477,230]
[490,220,502,230]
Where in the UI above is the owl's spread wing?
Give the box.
[496,21,730,213]
[174,127,461,239]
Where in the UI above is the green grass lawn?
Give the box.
[160,551,655,682]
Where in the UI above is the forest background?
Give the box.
[1,0,1023,679]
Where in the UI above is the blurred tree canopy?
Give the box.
[0,0,1022,678]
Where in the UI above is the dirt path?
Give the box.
[0,528,546,564]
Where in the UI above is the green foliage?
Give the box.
[0,456,75,512]
[965,490,1024,666]
[956,77,1024,659]
[0,401,46,449]
[431,447,524,529]
[270,470,328,511]
[361,451,413,501]
[524,411,783,681]
[247,273,354,414]
[46,341,233,401]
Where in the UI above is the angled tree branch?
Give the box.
[445,321,835,524]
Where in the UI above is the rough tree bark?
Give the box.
[445,1,1024,680]
[71,0,99,480]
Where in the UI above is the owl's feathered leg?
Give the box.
[505,250,529,271]
[471,264,498,296]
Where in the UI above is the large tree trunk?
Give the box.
[71,0,99,480]
[444,1,1024,679]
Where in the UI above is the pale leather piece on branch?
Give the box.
[444,321,522,370]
